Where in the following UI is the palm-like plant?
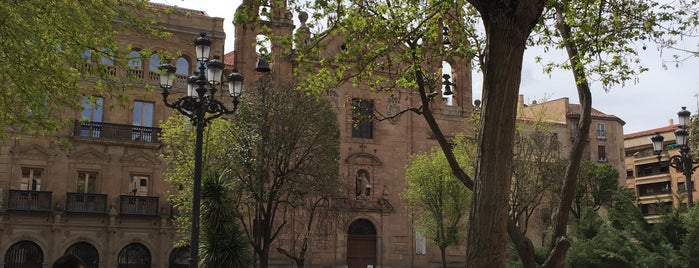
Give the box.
[200,170,252,268]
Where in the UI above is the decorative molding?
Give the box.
[333,197,393,214]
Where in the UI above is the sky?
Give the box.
[152,0,699,134]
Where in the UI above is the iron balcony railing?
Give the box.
[73,120,161,143]
[7,190,52,211]
[119,195,159,216]
[66,192,108,213]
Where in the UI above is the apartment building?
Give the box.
[0,4,224,267]
[517,96,626,178]
[624,123,696,221]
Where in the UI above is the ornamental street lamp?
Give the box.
[651,106,696,208]
[157,32,265,268]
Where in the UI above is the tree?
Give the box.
[289,0,698,266]
[403,137,474,268]
[0,0,163,139]
[510,120,567,238]
[200,170,252,268]
[683,207,699,267]
[571,161,620,219]
[225,77,340,268]
[161,77,340,268]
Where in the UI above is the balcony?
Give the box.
[73,121,161,143]
[7,190,52,211]
[66,192,108,213]
[119,195,159,216]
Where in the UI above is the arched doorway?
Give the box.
[65,242,99,268]
[346,219,377,268]
[4,240,43,268]
[117,243,151,268]
[168,246,190,268]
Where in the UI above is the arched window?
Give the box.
[442,61,454,105]
[100,48,114,66]
[149,54,161,71]
[117,243,151,268]
[128,51,142,70]
[81,49,92,63]
[65,242,99,268]
[175,57,189,76]
[4,240,43,268]
[168,246,190,268]
[256,34,272,58]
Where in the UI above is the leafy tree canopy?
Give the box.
[0,0,163,139]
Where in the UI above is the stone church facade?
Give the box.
[230,1,474,267]
[0,2,473,268]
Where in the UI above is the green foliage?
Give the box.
[683,206,699,266]
[0,0,163,139]
[403,135,473,250]
[566,209,684,268]
[572,161,620,218]
[160,117,232,238]
[200,170,252,268]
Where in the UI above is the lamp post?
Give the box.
[157,33,246,268]
[651,106,696,208]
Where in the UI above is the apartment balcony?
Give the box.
[7,190,52,211]
[119,195,159,216]
[73,121,161,143]
[65,192,108,213]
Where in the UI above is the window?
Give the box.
[133,101,154,141]
[131,175,149,196]
[176,57,190,76]
[128,51,143,69]
[118,243,151,268]
[597,145,606,162]
[626,169,634,178]
[149,54,161,71]
[100,48,114,66]
[81,96,104,122]
[80,96,104,138]
[351,99,374,139]
[66,242,99,268]
[415,232,426,255]
[4,240,43,268]
[571,121,579,139]
[81,49,92,63]
[597,123,606,139]
[678,182,686,192]
[637,182,671,196]
[77,171,97,193]
[20,167,43,191]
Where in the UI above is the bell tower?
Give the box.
[233,0,295,79]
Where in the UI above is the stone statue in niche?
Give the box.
[386,94,400,124]
[355,170,371,199]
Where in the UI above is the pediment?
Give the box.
[69,147,111,161]
[121,151,161,165]
[11,143,55,160]
[345,152,382,166]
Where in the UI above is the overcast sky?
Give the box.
[152,0,699,134]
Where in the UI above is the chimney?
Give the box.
[518,95,525,108]
[669,118,674,126]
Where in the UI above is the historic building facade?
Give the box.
[0,4,224,267]
[517,96,626,180]
[515,96,626,246]
[230,1,472,267]
[624,123,698,222]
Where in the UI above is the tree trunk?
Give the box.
[465,19,529,268]
[440,245,447,268]
[540,4,594,268]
